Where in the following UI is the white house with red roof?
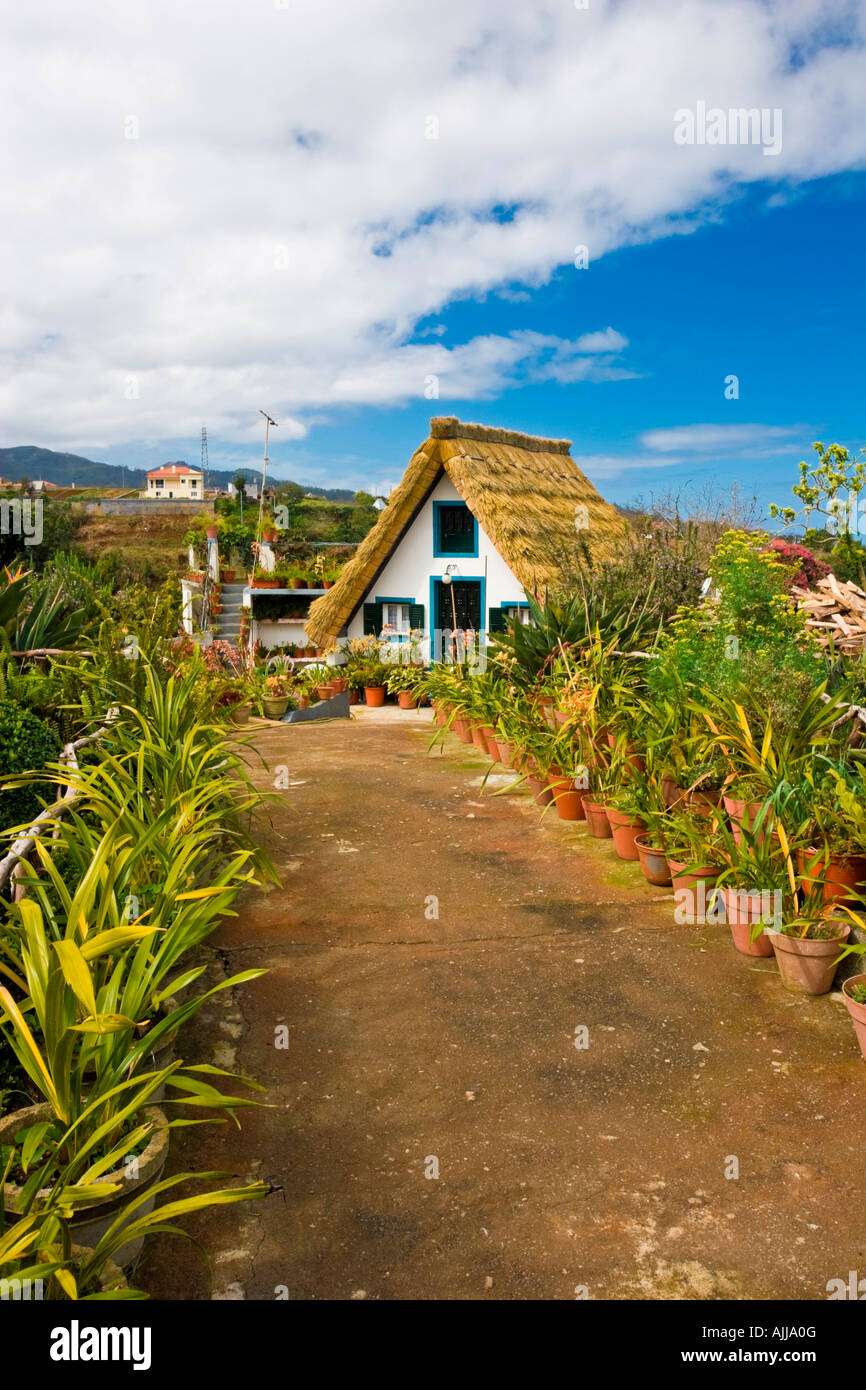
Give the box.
[145,463,203,500]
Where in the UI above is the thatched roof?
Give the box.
[305,415,624,648]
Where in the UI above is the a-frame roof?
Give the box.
[305,416,623,648]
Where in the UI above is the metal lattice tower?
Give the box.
[201,424,209,491]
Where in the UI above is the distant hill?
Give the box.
[0,445,356,502]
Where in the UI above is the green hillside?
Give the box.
[0,445,356,501]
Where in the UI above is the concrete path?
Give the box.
[138,714,866,1301]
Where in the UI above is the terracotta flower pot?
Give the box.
[251,577,280,589]
[298,695,309,709]
[292,577,306,589]
[634,836,672,886]
[221,569,235,583]
[666,858,721,892]
[605,733,647,773]
[471,724,489,751]
[798,848,866,907]
[661,775,687,810]
[842,975,866,1060]
[348,690,359,705]
[480,727,498,758]
[454,716,472,743]
[605,807,646,860]
[398,691,417,709]
[768,924,850,995]
[583,798,613,838]
[364,686,385,707]
[495,739,515,768]
[328,677,347,694]
[719,887,776,956]
[546,771,585,821]
[317,685,333,701]
[526,773,554,807]
[686,787,722,817]
[322,580,334,589]
[206,525,218,539]
[436,708,448,726]
[723,795,772,848]
[667,858,721,923]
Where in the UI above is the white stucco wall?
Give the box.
[344,475,526,642]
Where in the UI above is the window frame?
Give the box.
[432,501,478,559]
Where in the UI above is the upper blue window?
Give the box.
[433,501,478,557]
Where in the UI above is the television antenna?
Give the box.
[252,411,278,573]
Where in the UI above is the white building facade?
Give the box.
[345,474,529,652]
[145,464,203,499]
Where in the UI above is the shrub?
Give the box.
[765,538,829,590]
[0,699,62,830]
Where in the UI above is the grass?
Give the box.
[75,513,191,578]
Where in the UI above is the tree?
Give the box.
[277,482,304,505]
[233,473,247,523]
[350,491,377,540]
[770,442,866,540]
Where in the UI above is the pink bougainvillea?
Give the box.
[765,538,830,590]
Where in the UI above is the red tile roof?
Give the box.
[147,465,202,480]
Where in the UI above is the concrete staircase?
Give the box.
[217,582,246,645]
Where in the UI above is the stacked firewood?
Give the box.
[793,574,866,653]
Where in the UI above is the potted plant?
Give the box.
[386,664,423,709]
[345,666,366,705]
[834,919,866,1056]
[722,778,774,848]
[767,913,851,994]
[712,819,786,956]
[216,680,253,724]
[627,770,673,884]
[544,728,588,821]
[797,771,866,907]
[361,661,388,707]
[0,902,263,1268]
[663,812,725,921]
[605,789,648,859]
[581,767,613,838]
[261,672,293,718]
[842,974,866,1060]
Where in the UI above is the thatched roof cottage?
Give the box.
[305,416,623,652]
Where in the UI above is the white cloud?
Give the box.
[1,0,864,450]
[641,423,808,454]
[573,453,688,480]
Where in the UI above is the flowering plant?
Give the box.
[264,673,292,698]
[765,538,829,591]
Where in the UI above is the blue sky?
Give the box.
[94,169,866,519]
[3,0,865,519]
[261,171,866,515]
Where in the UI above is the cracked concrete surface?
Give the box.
[137,717,866,1301]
